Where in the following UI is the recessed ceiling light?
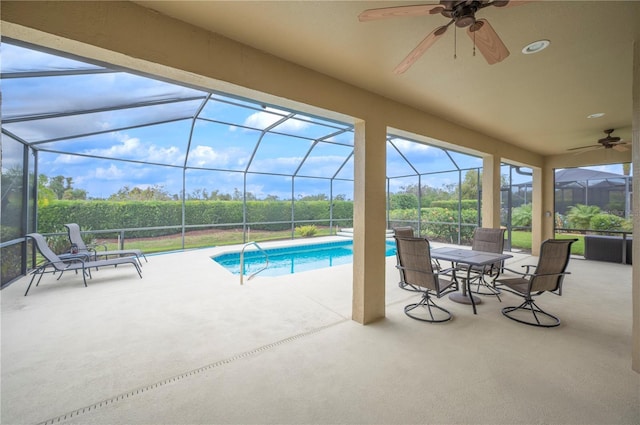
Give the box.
[522,39,550,55]
[587,113,605,119]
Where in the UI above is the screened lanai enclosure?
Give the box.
[2,39,494,287]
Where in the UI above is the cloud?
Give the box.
[189,145,229,167]
[390,138,433,152]
[94,164,125,180]
[243,107,309,133]
[52,154,87,165]
[243,108,284,129]
[85,133,184,166]
[249,156,304,174]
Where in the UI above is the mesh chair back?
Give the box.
[531,239,576,292]
[393,227,414,238]
[395,237,438,292]
[27,233,66,270]
[393,228,414,287]
[472,228,505,253]
[64,223,89,251]
[471,227,505,271]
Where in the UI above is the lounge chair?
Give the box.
[25,233,142,296]
[64,223,147,265]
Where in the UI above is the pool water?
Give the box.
[212,240,397,277]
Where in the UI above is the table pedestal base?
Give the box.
[449,292,482,305]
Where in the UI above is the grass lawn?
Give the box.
[511,230,585,256]
[95,228,585,257]
[96,227,334,254]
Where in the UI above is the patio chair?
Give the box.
[464,227,506,299]
[25,233,142,296]
[394,236,458,323]
[495,238,577,327]
[65,223,147,265]
[393,227,418,291]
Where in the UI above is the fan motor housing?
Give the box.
[452,1,481,28]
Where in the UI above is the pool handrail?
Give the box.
[239,241,269,285]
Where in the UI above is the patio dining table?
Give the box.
[430,247,513,314]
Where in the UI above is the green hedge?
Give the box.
[420,207,478,243]
[430,199,478,210]
[37,200,354,235]
[389,207,480,243]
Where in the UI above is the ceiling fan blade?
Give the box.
[492,0,535,8]
[567,144,599,151]
[393,25,449,74]
[358,4,443,22]
[571,146,601,155]
[466,19,510,65]
[490,0,536,8]
[613,144,630,152]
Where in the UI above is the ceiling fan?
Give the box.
[358,1,531,74]
[569,129,630,153]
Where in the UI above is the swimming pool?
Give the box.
[212,240,397,277]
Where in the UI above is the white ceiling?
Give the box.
[135,0,639,156]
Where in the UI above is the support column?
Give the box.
[481,155,501,228]
[352,120,387,324]
[531,166,554,256]
[631,40,639,373]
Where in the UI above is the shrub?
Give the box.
[420,207,478,243]
[295,225,318,237]
[389,208,419,221]
[589,213,624,234]
[511,203,532,227]
[554,213,569,230]
[566,204,601,230]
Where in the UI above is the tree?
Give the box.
[389,193,418,210]
[397,183,453,207]
[48,175,66,199]
[109,185,172,201]
[36,174,57,206]
[62,188,87,200]
[298,194,328,201]
[460,170,480,200]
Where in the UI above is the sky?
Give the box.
[1,41,628,200]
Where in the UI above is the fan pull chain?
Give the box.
[473,29,476,57]
[454,26,457,59]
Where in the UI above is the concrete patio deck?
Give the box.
[1,237,638,424]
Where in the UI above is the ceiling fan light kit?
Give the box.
[358,0,532,73]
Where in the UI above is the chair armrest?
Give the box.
[498,266,533,278]
[59,252,91,261]
[88,243,108,252]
